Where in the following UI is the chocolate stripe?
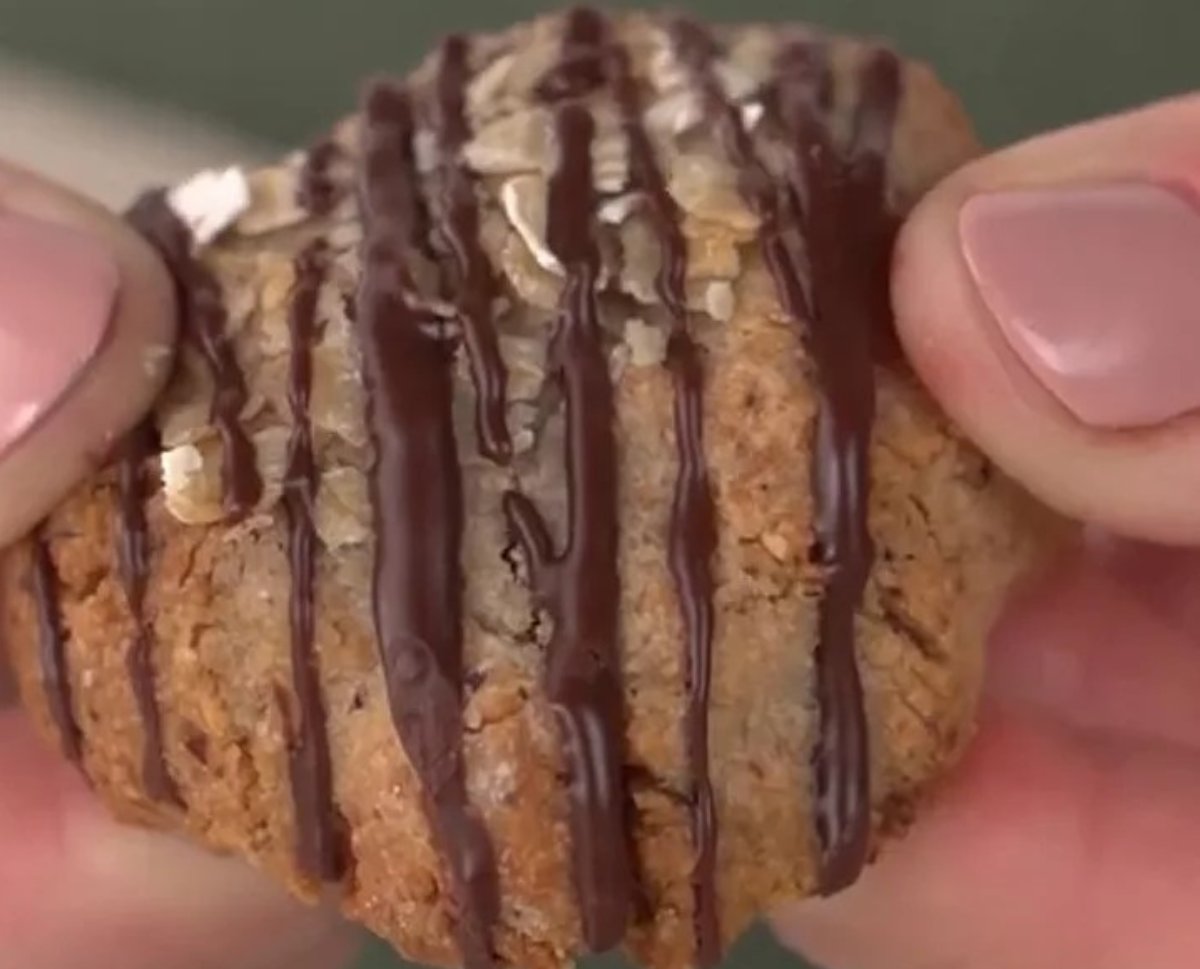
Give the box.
[502,10,633,947]
[124,191,264,806]
[192,270,262,518]
[498,103,631,951]
[358,82,499,969]
[845,51,905,362]
[672,22,901,893]
[282,236,343,882]
[786,44,901,892]
[766,39,874,893]
[30,528,82,765]
[536,5,607,102]
[115,420,182,805]
[433,35,513,464]
[297,139,345,217]
[127,193,263,519]
[610,41,722,967]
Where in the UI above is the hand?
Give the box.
[775,95,1200,968]
[0,160,359,969]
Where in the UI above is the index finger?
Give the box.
[0,702,360,969]
[774,707,1200,969]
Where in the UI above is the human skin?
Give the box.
[0,158,360,969]
[5,93,1200,969]
[777,93,1200,969]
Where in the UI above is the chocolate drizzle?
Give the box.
[24,14,909,965]
[673,21,903,893]
[298,139,345,217]
[844,52,906,363]
[535,5,607,102]
[500,11,633,948]
[115,420,181,805]
[126,193,263,519]
[357,82,499,968]
[192,275,262,519]
[122,191,264,806]
[790,44,900,893]
[29,529,81,764]
[432,35,512,463]
[611,40,721,966]
[281,238,343,881]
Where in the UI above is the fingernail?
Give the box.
[0,214,119,456]
[960,181,1200,428]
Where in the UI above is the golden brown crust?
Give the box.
[1,10,1040,969]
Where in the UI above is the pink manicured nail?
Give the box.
[0,214,119,456]
[960,181,1200,428]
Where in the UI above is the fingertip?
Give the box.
[892,97,1200,545]
[0,158,177,547]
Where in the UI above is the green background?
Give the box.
[0,1,1193,967]
[0,0,1196,151]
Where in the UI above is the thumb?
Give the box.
[0,158,176,547]
[893,93,1200,545]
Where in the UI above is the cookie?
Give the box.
[0,9,1043,969]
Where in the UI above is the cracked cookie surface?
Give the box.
[1,9,1043,969]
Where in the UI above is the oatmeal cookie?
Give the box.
[1,9,1043,969]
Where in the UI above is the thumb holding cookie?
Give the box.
[0,158,176,546]
[777,94,1200,969]
[895,93,1200,545]
[0,159,357,969]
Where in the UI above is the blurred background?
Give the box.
[0,0,1193,967]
